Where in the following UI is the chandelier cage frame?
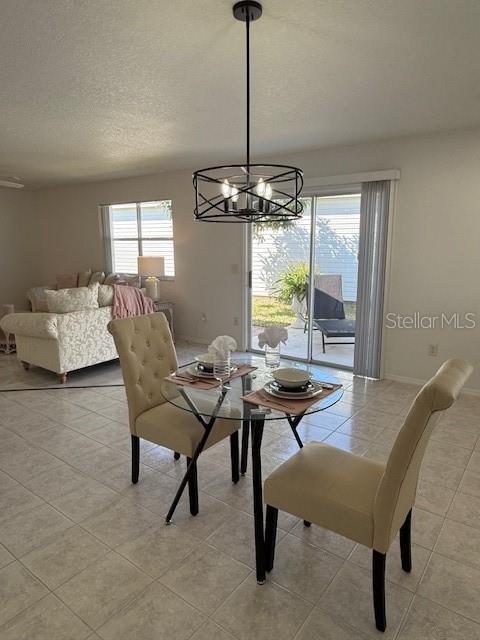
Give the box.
[192,1,304,223]
[193,163,304,223]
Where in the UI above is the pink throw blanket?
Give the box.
[112,285,156,319]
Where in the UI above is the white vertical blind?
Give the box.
[108,200,175,276]
[354,181,391,379]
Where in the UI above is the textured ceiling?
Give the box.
[1,0,480,187]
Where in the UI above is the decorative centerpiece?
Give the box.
[258,327,288,368]
[208,335,237,387]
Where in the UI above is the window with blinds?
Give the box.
[108,200,175,276]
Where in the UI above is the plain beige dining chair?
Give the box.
[263,359,472,632]
[108,312,241,517]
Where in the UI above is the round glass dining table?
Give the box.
[160,352,343,584]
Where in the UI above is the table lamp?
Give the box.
[137,256,165,301]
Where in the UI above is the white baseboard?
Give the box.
[385,372,480,397]
[384,373,426,386]
[175,334,210,346]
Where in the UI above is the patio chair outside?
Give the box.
[304,274,356,353]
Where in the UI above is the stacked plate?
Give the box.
[263,379,324,400]
[187,363,237,379]
[263,367,323,400]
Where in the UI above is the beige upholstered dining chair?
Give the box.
[108,312,241,517]
[263,359,472,632]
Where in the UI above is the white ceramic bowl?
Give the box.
[194,353,215,371]
[272,367,312,389]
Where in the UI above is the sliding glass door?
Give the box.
[249,197,312,360]
[310,193,360,366]
[248,191,361,369]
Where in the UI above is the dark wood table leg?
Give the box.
[240,374,252,475]
[240,419,250,475]
[286,413,310,527]
[165,422,213,523]
[286,412,305,450]
[251,412,266,584]
[165,388,227,524]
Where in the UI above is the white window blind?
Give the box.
[107,200,175,276]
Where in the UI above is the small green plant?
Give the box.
[274,262,309,304]
[252,218,294,241]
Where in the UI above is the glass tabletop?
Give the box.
[160,353,343,421]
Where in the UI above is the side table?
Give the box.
[0,328,16,354]
[0,304,16,354]
[153,301,174,340]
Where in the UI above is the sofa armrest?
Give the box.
[0,313,59,340]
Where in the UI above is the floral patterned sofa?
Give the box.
[1,271,146,384]
[0,306,117,384]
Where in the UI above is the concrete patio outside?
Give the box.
[251,324,354,369]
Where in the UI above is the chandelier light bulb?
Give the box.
[264,182,272,199]
[255,177,266,197]
[231,186,239,202]
[221,179,231,198]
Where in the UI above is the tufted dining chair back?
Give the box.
[373,358,472,552]
[108,313,178,432]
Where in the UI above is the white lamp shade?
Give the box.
[137,256,165,277]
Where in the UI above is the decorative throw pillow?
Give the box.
[104,273,119,286]
[46,283,100,313]
[27,286,56,312]
[57,273,79,289]
[97,284,114,307]
[116,274,141,288]
[78,269,92,287]
[89,271,105,285]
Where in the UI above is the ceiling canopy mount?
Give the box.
[233,1,263,22]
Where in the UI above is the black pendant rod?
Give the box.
[246,10,250,168]
[192,2,304,223]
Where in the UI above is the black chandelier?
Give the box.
[193,1,304,223]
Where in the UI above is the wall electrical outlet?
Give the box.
[233,316,239,326]
[427,344,438,357]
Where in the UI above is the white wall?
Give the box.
[0,188,38,311]
[34,171,244,344]
[30,125,480,389]
[278,127,480,389]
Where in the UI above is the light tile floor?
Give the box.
[0,341,204,390]
[0,367,480,638]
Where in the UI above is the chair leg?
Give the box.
[131,435,140,484]
[400,509,412,572]
[303,520,311,527]
[240,419,249,475]
[265,505,278,572]
[230,431,240,483]
[173,451,180,460]
[372,550,386,632]
[186,457,199,516]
